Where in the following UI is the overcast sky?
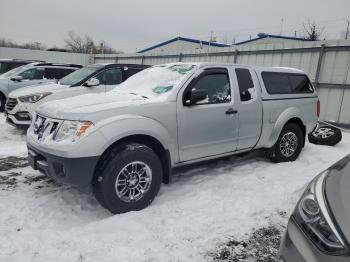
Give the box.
[1,0,349,53]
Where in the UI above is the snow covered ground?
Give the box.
[0,113,349,262]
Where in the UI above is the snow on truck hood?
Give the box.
[8,83,69,98]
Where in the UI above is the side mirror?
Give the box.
[85,78,100,87]
[10,75,24,82]
[187,89,208,105]
[240,90,252,102]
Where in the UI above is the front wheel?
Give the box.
[268,123,303,163]
[93,143,163,214]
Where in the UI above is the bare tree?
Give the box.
[64,31,94,53]
[64,31,123,54]
[303,19,324,41]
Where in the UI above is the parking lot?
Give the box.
[0,113,348,261]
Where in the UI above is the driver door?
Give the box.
[177,67,239,162]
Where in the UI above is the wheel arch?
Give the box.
[266,107,306,148]
[93,134,172,185]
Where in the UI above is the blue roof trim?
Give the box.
[235,34,311,45]
[138,36,231,53]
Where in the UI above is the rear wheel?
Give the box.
[93,143,163,214]
[268,123,303,163]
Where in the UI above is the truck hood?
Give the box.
[36,91,152,120]
[324,155,350,244]
[8,83,69,98]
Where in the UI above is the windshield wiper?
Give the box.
[130,92,149,99]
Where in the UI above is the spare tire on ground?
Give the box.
[308,125,342,146]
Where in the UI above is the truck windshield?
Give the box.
[59,66,100,86]
[115,64,196,99]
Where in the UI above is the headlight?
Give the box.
[18,92,52,103]
[293,171,348,255]
[53,120,93,142]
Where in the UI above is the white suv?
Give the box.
[0,62,82,112]
[5,63,149,128]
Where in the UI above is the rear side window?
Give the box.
[235,68,255,101]
[262,72,313,94]
[44,68,75,80]
[289,75,314,93]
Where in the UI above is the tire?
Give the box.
[0,95,5,112]
[93,143,163,214]
[268,123,304,163]
[308,125,342,146]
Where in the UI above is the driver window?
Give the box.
[18,68,44,80]
[95,68,123,85]
[189,73,231,105]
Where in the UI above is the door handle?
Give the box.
[225,108,238,115]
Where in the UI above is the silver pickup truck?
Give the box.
[26,63,319,214]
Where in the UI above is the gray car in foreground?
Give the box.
[26,62,318,214]
[278,155,350,262]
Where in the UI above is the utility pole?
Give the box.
[345,19,350,39]
[280,18,284,35]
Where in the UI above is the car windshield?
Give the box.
[59,66,101,86]
[114,64,196,99]
[2,64,32,78]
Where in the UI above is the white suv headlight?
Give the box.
[53,120,93,142]
[19,92,52,103]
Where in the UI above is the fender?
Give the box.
[96,114,177,164]
[265,107,304,148]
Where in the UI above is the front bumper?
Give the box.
[6,112,31,128]
[278,218,349,262]
[5,97,35,126]
[27,145,100,188]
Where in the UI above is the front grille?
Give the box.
[32,115,61,142]
[5,98,18,111]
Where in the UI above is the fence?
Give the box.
[1,41,349,124]
[0,47,91,66]
[95,39,350,124]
